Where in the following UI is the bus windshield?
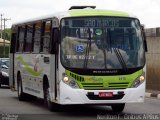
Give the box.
[60,17,145,70]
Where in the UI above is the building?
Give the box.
[0,38,10,46]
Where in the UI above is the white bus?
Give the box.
[9,6,147,112]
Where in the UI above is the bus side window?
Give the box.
[41,20,52,53]
[32,24,35,52]
[17,26,25,52]
[24,24,34,52]
[33,21,42,53]
[16,27,20,52]
[10,27,17,53]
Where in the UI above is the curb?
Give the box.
[145,92,160,99]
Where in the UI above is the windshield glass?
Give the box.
[60,17,145,70]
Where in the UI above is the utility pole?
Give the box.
[3,18,11,57]
[0,14,3,38]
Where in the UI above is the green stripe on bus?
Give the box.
[16,56,43,76]
[69,10,129,17]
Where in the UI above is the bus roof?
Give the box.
[12,9,137,26]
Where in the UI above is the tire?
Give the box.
[44,85,60,112]
[111,103,125,113]
[17,73,27,101]
[28,95,37,101]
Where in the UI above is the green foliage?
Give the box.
[0,46,9,58]
[0,28,11,40]
[0,28,11,57]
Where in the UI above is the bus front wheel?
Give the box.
[17,73,27,101]
[44,85,60,112]
[111,103,125,112]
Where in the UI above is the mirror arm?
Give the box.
[141,25,148,52]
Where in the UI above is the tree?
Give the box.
[0,28,11,40]
[0,28,11,58]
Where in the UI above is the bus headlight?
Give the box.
[131,75,145,88]
[62,76,80,89]
[63,76,69,82]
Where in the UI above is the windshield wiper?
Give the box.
[113,48,127,70]
[107,29,127,70]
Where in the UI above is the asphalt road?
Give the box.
[0,86,160,120]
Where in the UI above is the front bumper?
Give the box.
[58,81,145,105]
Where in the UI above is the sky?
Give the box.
[0,0,160,28]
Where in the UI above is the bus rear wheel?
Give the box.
[17,73,27,101]
[44,85,60,112]
[111,103,125,113]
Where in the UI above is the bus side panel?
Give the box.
[14,54,18,91]
[9,53,14,90]
[14,54,51,98]
[9,31,17,90]
[49,54,56,101]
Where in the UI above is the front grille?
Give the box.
[82,83,104,90]
[108,82,129,89]
[81,82,129,90]
[70,72,84,82]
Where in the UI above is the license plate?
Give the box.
[98,92,113,97]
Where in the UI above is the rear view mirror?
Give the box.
[53,28,60,44]
[141,25,148,52]
[51,28,60,54]
[144,39,148,52]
